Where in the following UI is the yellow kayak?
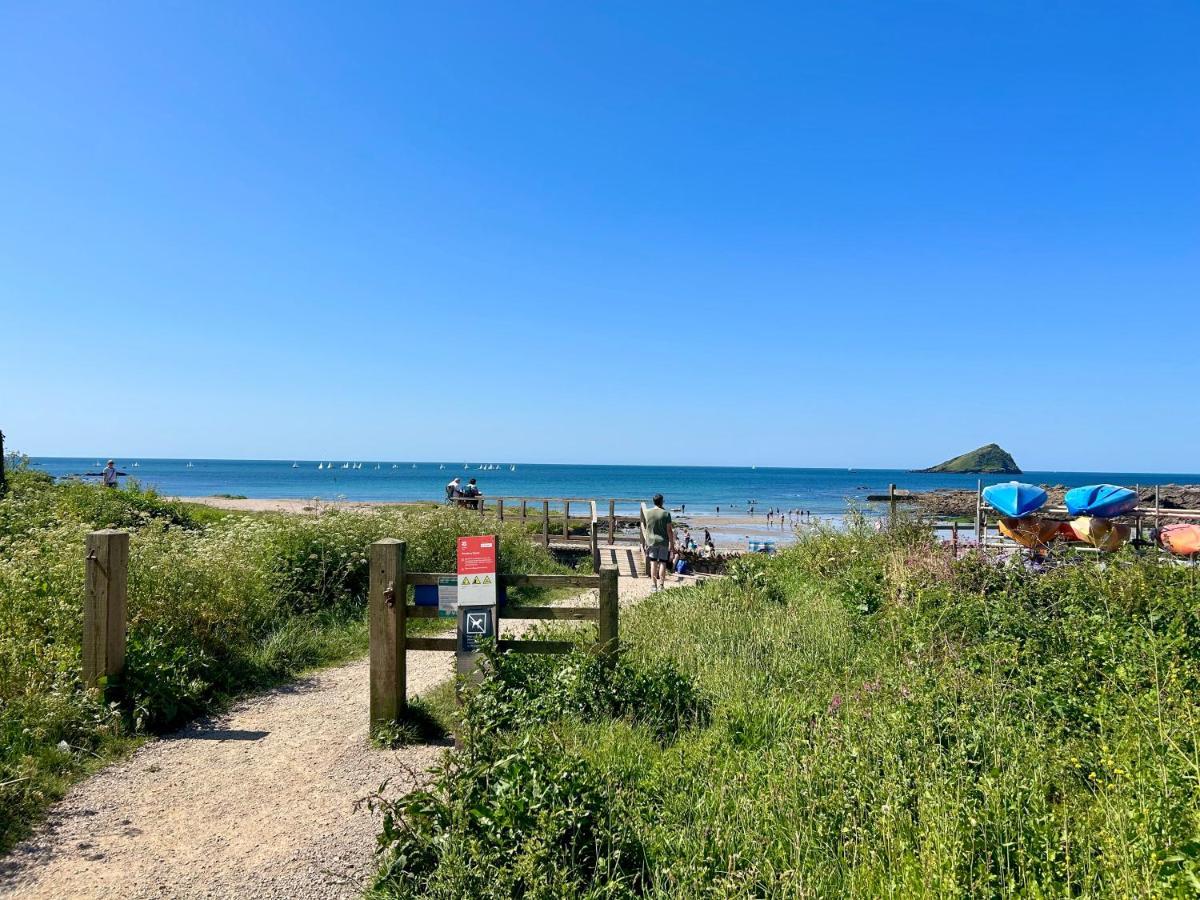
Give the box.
[998,516,1061,550]
[1068,516,1130,552]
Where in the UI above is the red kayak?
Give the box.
[1160,524,1200,557]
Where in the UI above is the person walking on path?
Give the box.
[643,493,675,592]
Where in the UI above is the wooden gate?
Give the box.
[367,538,619,726]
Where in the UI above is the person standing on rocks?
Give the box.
[643,493,675,592]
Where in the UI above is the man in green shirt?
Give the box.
[643,493,675,591]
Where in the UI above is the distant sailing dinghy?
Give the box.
[1064,484,1138,518]
[983,482,1047,518]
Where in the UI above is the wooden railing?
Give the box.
[451,495,645,551]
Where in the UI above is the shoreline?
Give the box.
[176,496,825,549]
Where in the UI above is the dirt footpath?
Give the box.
[0,576,671,900]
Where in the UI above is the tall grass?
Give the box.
[372,518,1200,897]
[0,460,559,850]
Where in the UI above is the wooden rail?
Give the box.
[451,495,644,547]
[369,539,620,727]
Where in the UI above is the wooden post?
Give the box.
[0,428,6,497]
[542,500,550,547]
[521,499,527,526]
[497,498,504,522]
[1155,485,1161,531]
[368,538,407,727]
[83,530,129,689]
[888,483,896,524]
[608,499,616,546]
[563,500,570,538]
[590,521,600,573]
[597,565,619,657]
[975,480,983,547]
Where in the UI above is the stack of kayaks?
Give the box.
[985,482,1057,551]
[987,482,1143,553]
[1159,523,1200,557]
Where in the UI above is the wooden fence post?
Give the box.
[888,483,896,524]
[608,499,616,546]
[597,565,619,657]
[590,522,600,573]
[497,498,504,522]
[563,500,571,538]
[369,538,407,727]
[521,500,527,526]
[976,480,984,547]
[83,529,129,689]
[542,500,550,547]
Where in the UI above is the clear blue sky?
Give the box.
[2,2,1197,471]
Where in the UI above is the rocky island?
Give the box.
[916,443,1021,474]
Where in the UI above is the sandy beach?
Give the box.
[175,496,820,549]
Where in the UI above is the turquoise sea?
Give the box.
[27,458,1200,518]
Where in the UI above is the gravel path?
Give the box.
[0,575,672,900]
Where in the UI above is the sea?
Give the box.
[26,458,1200,518]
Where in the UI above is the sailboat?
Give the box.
[392,464,398,468]
[318,463,324,470]
[375,464,380,470]
[132,462,140,468]
[509,465,516,472]
[186,462,194,468]
[411,463,417,468]
[439,464,445,469]
[292,462,299,468]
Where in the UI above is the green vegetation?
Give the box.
[0,456,559,851]
[372,518,1200,897]
[919,442,1022,474]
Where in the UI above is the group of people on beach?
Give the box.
[766,507,812,527]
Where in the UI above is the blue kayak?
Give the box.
[982,481,1048,518]
[1063,484,1138,518]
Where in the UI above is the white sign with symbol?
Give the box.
[465,611,488,635]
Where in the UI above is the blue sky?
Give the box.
[2,1,1197,470]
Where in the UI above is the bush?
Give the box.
[375,522,1200,896]
[371,734,646,899]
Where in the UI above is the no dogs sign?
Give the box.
[457,535,497,608]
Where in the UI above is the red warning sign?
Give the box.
[457,535,497,575]
[457,536,497,607]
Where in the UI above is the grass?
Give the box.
[370,517,1200,898]
[0,455,562,852]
